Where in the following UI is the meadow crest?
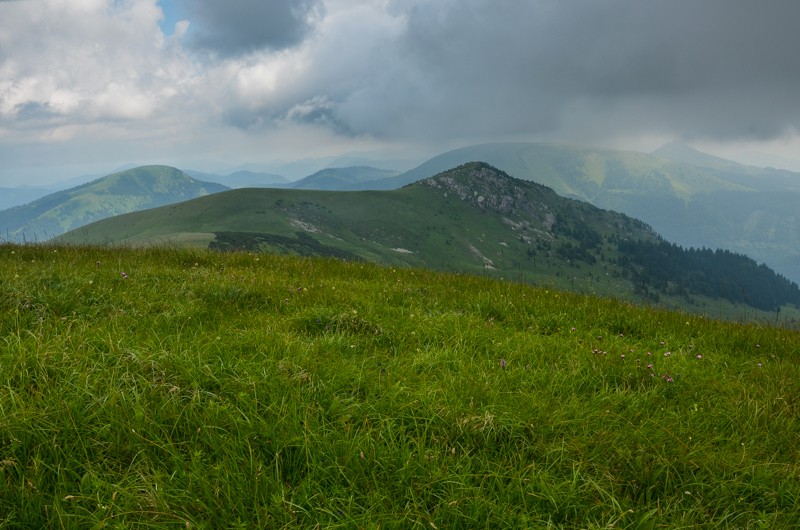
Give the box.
[0,244,798,528]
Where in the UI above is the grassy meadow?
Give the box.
[1,243,798,528]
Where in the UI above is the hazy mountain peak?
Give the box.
[291,166,402,190]
[651,142,743,170]
[226,170,289,185]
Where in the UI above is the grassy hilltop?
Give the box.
[0,166,227,243]
[1,244,798,528]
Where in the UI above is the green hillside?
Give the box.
[57,162,800,315]
[1,243,798,527]
[0,166,228,242]
[375,142,800,284]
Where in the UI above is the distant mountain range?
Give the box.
[184,169,290,188]
[0,165,403,239]
[291,166,402,190]
[0,166,227,242]
[3,141,800,286]
[57,162,800,313]
[185,166,402,191]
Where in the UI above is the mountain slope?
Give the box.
[370,142,800,283]
[0,166,228,242]
[650,142,746,171]
[57,162,800,312]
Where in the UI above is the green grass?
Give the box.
[1,243,799,528]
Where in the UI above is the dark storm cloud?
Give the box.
[13,101,56,121]
[333,0,800,142]
[181,0,323,57]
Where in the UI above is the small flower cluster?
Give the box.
[585,338,702,386]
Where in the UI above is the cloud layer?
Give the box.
[2,0,800,183]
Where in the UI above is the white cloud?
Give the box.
[92,82,157,120]
[0,0,192,128]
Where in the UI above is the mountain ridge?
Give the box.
[57,162,800,313]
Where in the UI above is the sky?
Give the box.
[2,0,800,186]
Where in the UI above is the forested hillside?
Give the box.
[618,240,800,311]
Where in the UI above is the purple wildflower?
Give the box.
[499,358,507,370]
[121,271,129,279]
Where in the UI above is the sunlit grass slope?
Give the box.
[1,244,798,528]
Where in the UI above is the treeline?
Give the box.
[554,215,604,264]
[617,240,800,311]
